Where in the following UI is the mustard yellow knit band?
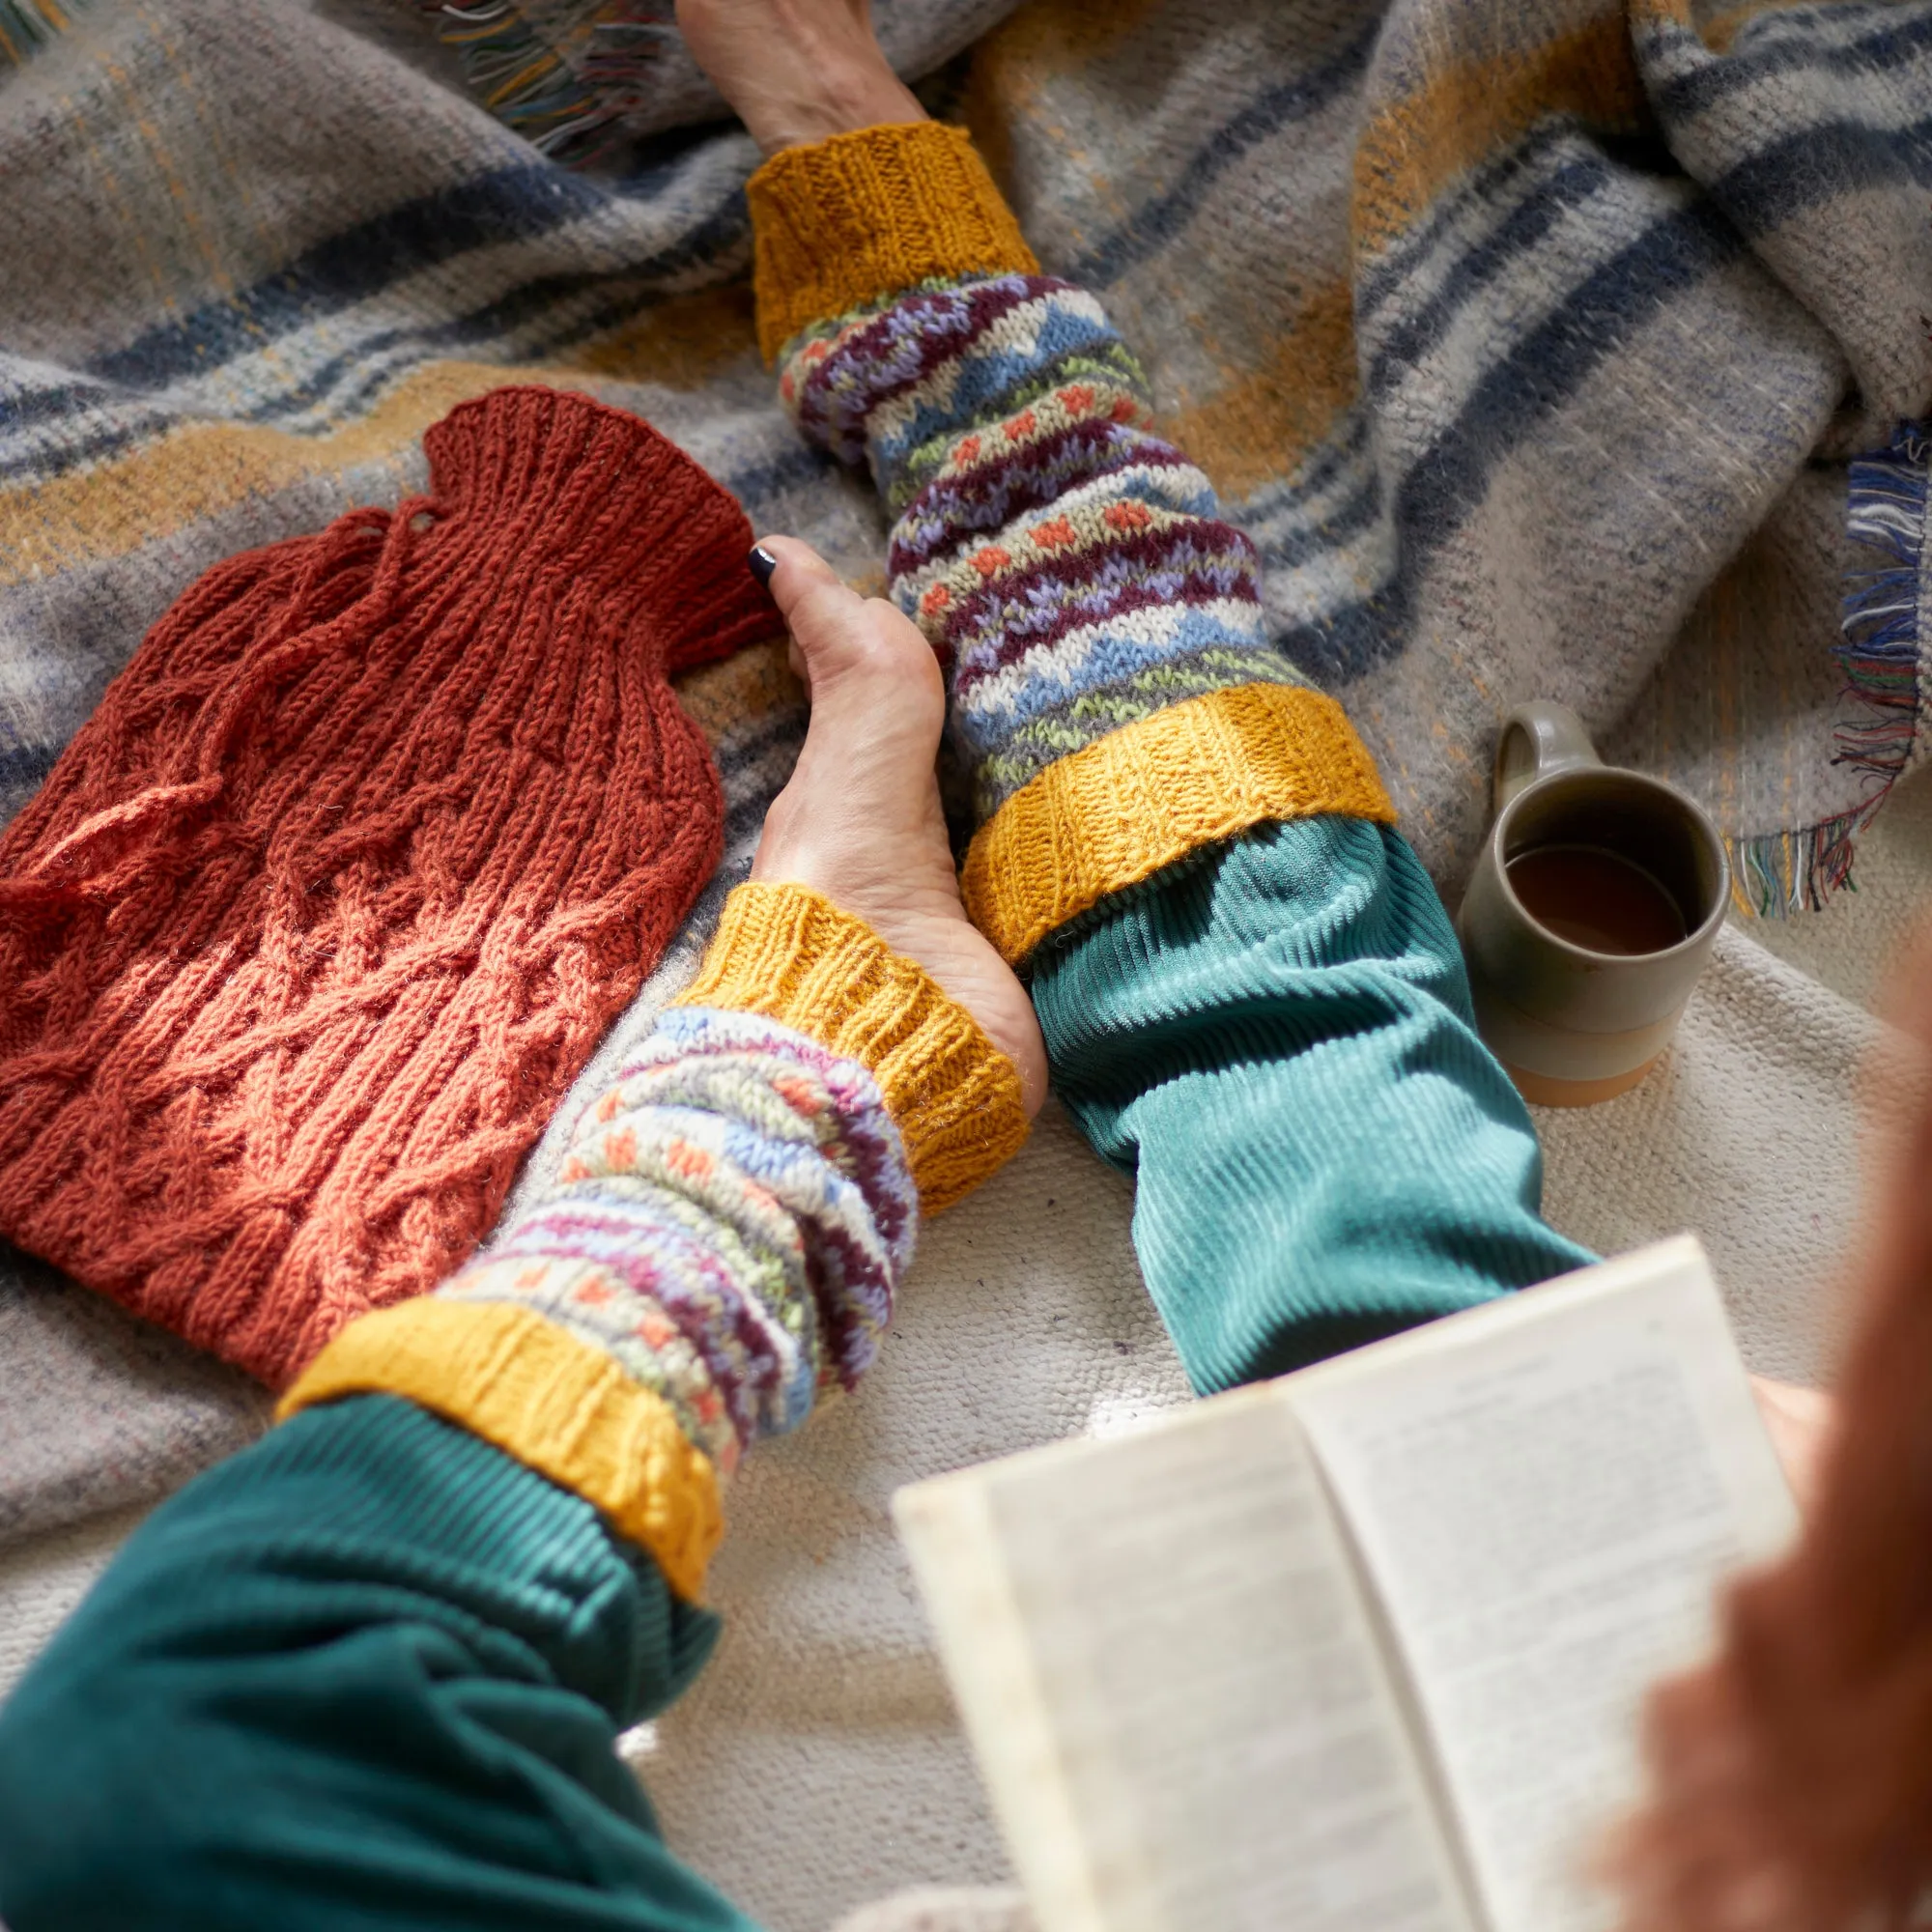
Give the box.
[962,683,1398,965]
[278,1300,723,1602]
[748,122,1039,362]
[675,881,1029,1211]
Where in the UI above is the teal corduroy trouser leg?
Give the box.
[0,1395,760,1932]
[1031,818,1596,1391]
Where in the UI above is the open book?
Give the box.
[894,1236,1797,1932]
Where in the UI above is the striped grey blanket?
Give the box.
[0,0,1927,1689]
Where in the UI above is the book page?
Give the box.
[1291,1239,1798,1932]
[900,1387,1476,1932]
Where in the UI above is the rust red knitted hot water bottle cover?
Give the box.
[0,385,779,1388]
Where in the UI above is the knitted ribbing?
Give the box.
[280,1301,725,1601]
[674,881,1030,1209]
[961,685,1396,964]
[0,385,779,1390]
[747,123,1038,363]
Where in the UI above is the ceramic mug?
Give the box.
[1455,701,1730,1107]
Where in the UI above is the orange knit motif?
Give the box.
[0,385,779,1390]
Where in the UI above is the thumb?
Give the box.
[751,534,943,722]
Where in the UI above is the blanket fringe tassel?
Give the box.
[1729,421,1928,919]
[424,2,675,169]
[0,0,88,68]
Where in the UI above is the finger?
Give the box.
[752,533,933,706]
[750,534,849,614]
[752,535,868,696]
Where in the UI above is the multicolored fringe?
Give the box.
[0,0,86,68]
[422,0,673,167]
[1726,810,1881,920]
[1729,422,1929,919]
[1838,424,1929,793]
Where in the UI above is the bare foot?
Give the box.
[748,536,1048,1116]
[673,0,925,156]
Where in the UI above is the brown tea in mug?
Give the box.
[1505,843,1687,955]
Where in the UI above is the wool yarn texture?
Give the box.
[0,384,779,1390]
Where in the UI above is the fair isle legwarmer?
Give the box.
[0,385,778,1390]
[750,126,1397,965]
[282,882,1032,1600]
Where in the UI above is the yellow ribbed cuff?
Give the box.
[963,684,1398,964]
[748,122,1039,362]
[278,1301,723,1603]
[675,881,1028,1211]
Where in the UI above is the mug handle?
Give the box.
[1493,700,1601,811]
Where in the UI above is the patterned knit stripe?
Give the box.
[973,642,1313,821]
[775,258,1350,844]
[579,1011,917,1253]
[782,276,1122,486]
[449,1009,912,1464]
[885,343,1157,532]
[775,232,1392,922]
[282,1007,916,1602]
[519,1179,896,1400]
[443,1246,750,1475]
[675,881,1030,1212]
[889,411,1204,581]
[926,514,1265,688]
[779,272,1049,463]
[857,287,1122,494]
[477,1189,812,1465]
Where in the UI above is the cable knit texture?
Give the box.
[760,135,1394,962]
[0,385,779,1390]
[748,122,1037,363]
[675,881,1030,1208]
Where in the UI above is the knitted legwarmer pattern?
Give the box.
[0,385,778,1389]
[749,128,1396,963]
[284,1005,924,1599]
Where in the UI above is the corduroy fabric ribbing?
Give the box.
[1032,817,1596,1390]
[0,1393,760,1932]
[747,123,1038,362]
[0,385,780,1390]
[674,881,1030,1210]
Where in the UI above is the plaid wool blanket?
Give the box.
[0,0,1927,1699]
